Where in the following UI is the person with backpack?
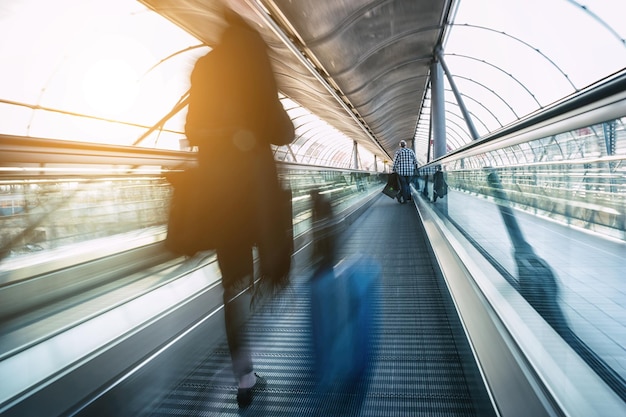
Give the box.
[392,140,417,204]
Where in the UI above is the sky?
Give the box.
[411,0,626,160]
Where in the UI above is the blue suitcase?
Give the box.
[310,254,380,389]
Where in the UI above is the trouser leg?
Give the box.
[216,244,254,380]
[398,175,410,201]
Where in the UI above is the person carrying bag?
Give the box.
[165,6,294,409]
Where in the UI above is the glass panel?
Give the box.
[419,114,626,399]
[0,165,383,270]
[415,0,626,161]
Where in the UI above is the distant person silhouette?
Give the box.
[432,165,447,202]
[392,140,417,204]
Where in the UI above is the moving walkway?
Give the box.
[1,73,625,416]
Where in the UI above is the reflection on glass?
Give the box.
[423,117,626,399]
[0,166,383,266]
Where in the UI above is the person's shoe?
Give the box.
[237,373,266,408]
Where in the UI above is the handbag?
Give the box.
[255,176,294,291]
[382,172,400,198]
[164,167,217,256]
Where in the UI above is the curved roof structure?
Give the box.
[1,0,624,168]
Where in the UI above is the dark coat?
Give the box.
[182,12,294,250]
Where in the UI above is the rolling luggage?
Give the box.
[310,254,380,389]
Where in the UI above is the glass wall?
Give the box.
[418,114,626,401]
[0,163,383,271]
[414,0,626,163]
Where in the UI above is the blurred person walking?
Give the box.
[181,5,294,409]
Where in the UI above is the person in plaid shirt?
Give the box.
[392,140,417,204]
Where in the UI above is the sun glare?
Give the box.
[82,58,139,118]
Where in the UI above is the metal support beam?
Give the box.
[287,144,298,163]
[603,120,616,156]
[602,120,617,194]
[352,140,360,170]
[430,59,447,160]
[245,0,390,159]
[437,49,480,141]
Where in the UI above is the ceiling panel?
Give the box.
[140,0,454,161]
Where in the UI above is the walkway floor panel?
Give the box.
[146,196,489,416]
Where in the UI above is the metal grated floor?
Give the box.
[146,195,489,416]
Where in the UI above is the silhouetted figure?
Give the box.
[309,189,379,414]
[184,7,294,408]
[433,165,447,202]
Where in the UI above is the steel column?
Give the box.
[437,49,480,141]
[430,59,447,160]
